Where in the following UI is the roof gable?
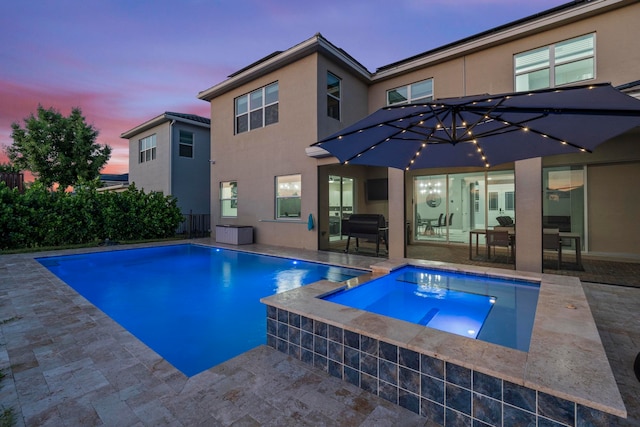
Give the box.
[121,112,210,139]
[197,33,371,101]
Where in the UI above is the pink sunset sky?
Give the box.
[1,0,569,175]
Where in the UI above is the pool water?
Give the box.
[322,266,539,351]
[37,244,365,376]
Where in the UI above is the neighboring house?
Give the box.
[197,0,640,270]
[121,112,211,216]
[98,173,129,192]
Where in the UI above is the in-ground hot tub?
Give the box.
[261,259,626,426]
[321,265,539,352]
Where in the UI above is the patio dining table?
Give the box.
[468,228,582,268]
[421,217,441,235]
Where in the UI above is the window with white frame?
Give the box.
[327,72,341,120]
[235,82,279,134]
[220,181,237,217]
[139,134,156,163]
[515,33,595,92]
[179,130,193,158]
[275,174,301,219]
[387,78,434,106]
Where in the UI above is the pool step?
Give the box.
[418,308,439,326]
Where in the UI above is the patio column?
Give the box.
[515,157,542,272]
[388,168,405,259]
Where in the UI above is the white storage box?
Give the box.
[215,225,253,245]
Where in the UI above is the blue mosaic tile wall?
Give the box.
[265,305,621,427]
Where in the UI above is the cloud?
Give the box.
[2,0,570,175]
[0,80,131,173]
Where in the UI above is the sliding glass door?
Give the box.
[542,166,585,249]
[413,170,514,244]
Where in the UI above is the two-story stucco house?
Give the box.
[197,0,640,272]
[121,112,211,217]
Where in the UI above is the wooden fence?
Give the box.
[0,172,24,192]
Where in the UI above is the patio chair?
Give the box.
[433,212,452,235]
[496,216,515,227]
[431,213,444,235]
[543,230,562,269]
[487,229,515,264]
[416,212,430,234]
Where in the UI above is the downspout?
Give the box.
[169,119,175,196]
[463,55,467,96]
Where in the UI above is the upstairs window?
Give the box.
[327,72,341,120]
[179,130,193,158]
[387,78,433,106]
[235,82,279,134]
[515,33,595,92]
[139,134,156,163]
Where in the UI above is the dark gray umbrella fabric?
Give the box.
[313,83,640,170]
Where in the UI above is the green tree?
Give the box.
[0,162,20,173]
[7,105,111,190]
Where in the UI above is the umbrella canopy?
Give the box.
[313,83,640,170]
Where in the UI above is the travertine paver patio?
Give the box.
[0,240,638,426]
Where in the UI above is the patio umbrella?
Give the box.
[313,83,640,170]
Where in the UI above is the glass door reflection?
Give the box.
[329,175,354,241]
[413,170,514,244]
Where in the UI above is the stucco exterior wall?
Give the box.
[128,123,171,196]
[171,122,211,215]
[208,49,371,250]
[369,2,640,103]
[587,161,640,256]
[209,54,313,248]
[316,55,370,140]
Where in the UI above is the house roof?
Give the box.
[228,51,284,78]
[197,33,371,101]
[164,112,210,125]
[100,173,129,182]
[197,0,638,105]
[197,1,634,101]
[120,112,210,139]
[372,0,634,81]
[617,80,640,96]
[376,1,586,74]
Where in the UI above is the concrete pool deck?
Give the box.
[1,240,639,426]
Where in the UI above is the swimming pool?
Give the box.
[37,244,365,376]
[321,266,539,351]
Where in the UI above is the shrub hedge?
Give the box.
[0,182,183,250]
